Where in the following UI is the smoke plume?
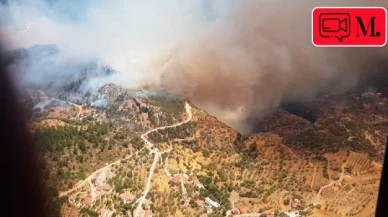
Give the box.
[1,0,388,133]
[159,0,388,133]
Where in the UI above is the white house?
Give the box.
[205,197,220,208]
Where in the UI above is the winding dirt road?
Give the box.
[315,159,348,203]
[59,149,143,198]
[59,101,193,217]
[133,102,192,217]
[140,102,193,148]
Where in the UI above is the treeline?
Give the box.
[148,94,185,126]
[147,123,196,144]
[34,125,79,153]
[33,123,110,154]
[158,122,196,139]
[32,123,110,217]
[198,175,231,211]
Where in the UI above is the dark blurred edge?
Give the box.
[376,137,388,217]
[0,41,47,216]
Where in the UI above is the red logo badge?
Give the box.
[312,7,387,47]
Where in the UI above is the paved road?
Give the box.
[133,102,192,217]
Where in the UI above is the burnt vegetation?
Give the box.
[254,88,388,160]
[280,102,318,124]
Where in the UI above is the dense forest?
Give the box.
[32,123,110,217]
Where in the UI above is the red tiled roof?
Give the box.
[239,207,247,214]
[191,176,199,181]
[171,176,181,184]
[83,196,93,205]
[232,208,240,214]
[120,192,135,201]
[144,210,152,217]
[334,181,342,186]
[96,185,111,191]
[195,200,204,207]
[267,215,276,217]
[291,202,299,208]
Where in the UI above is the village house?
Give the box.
[195,200,205,208]
[334,181,342,187]
[119,191,135,204]
[171,175,181,184]
[191,176,204,189]
[96,185,112,192]
[205,197,220,208]
[82,196,93,206]
[291,199,301,209]
[239,207,247,214]
[232,208,240,214]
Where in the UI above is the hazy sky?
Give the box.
[0,0,236,87]
[1,0,387,133]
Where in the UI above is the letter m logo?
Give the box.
[355,17,380,37]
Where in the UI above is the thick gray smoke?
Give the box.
[1,0,388,133]
[159,0,388,133]
[0,0,231,89]
[6,44,116,97]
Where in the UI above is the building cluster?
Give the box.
[231,207,247,215]
[170,174,204,189]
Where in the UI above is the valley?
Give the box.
[22,84,387,217]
